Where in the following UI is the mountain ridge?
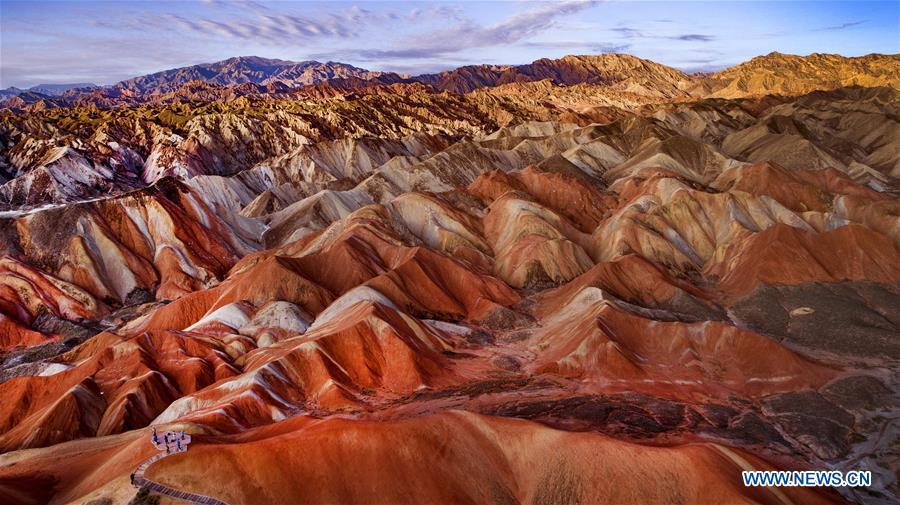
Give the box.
[112,56,399,95]
[3,51,896,110]
[0,83,98,100]
[706,51,900,97]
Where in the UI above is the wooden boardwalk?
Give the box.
[133,429,230,505]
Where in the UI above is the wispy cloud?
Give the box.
[445,0,600,48]
[92,2,388,44]
[520,41,631,54]
[816,20,866,31]
[406,5,466,23]
[335,0,602,62]
[166,4,376,43]
[674,34,715,42]
[125,0,601,64]
[612,26,715,42]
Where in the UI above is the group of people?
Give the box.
[151,426,189,453]
[132,426,191,486]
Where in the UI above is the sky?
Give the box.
[0,0,897,88]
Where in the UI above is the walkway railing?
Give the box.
[132,428,231,505]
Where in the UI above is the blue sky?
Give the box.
[0,0,897,88]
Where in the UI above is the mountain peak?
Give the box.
[112,57,390,95]
[708,52,900,98]
[411,52,691,95]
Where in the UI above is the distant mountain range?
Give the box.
[1,52,897,109]
[703,52,900,98]
[413,54,695,96]
[112,56,400,95]
[0,82,97,99]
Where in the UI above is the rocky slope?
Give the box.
[114,56,399,95]
[0,80,663,206]
[0,65,897,505]
[413,54,695,96]
[705,52,900,98]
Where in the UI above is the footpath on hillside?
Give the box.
[131,427,230,505]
